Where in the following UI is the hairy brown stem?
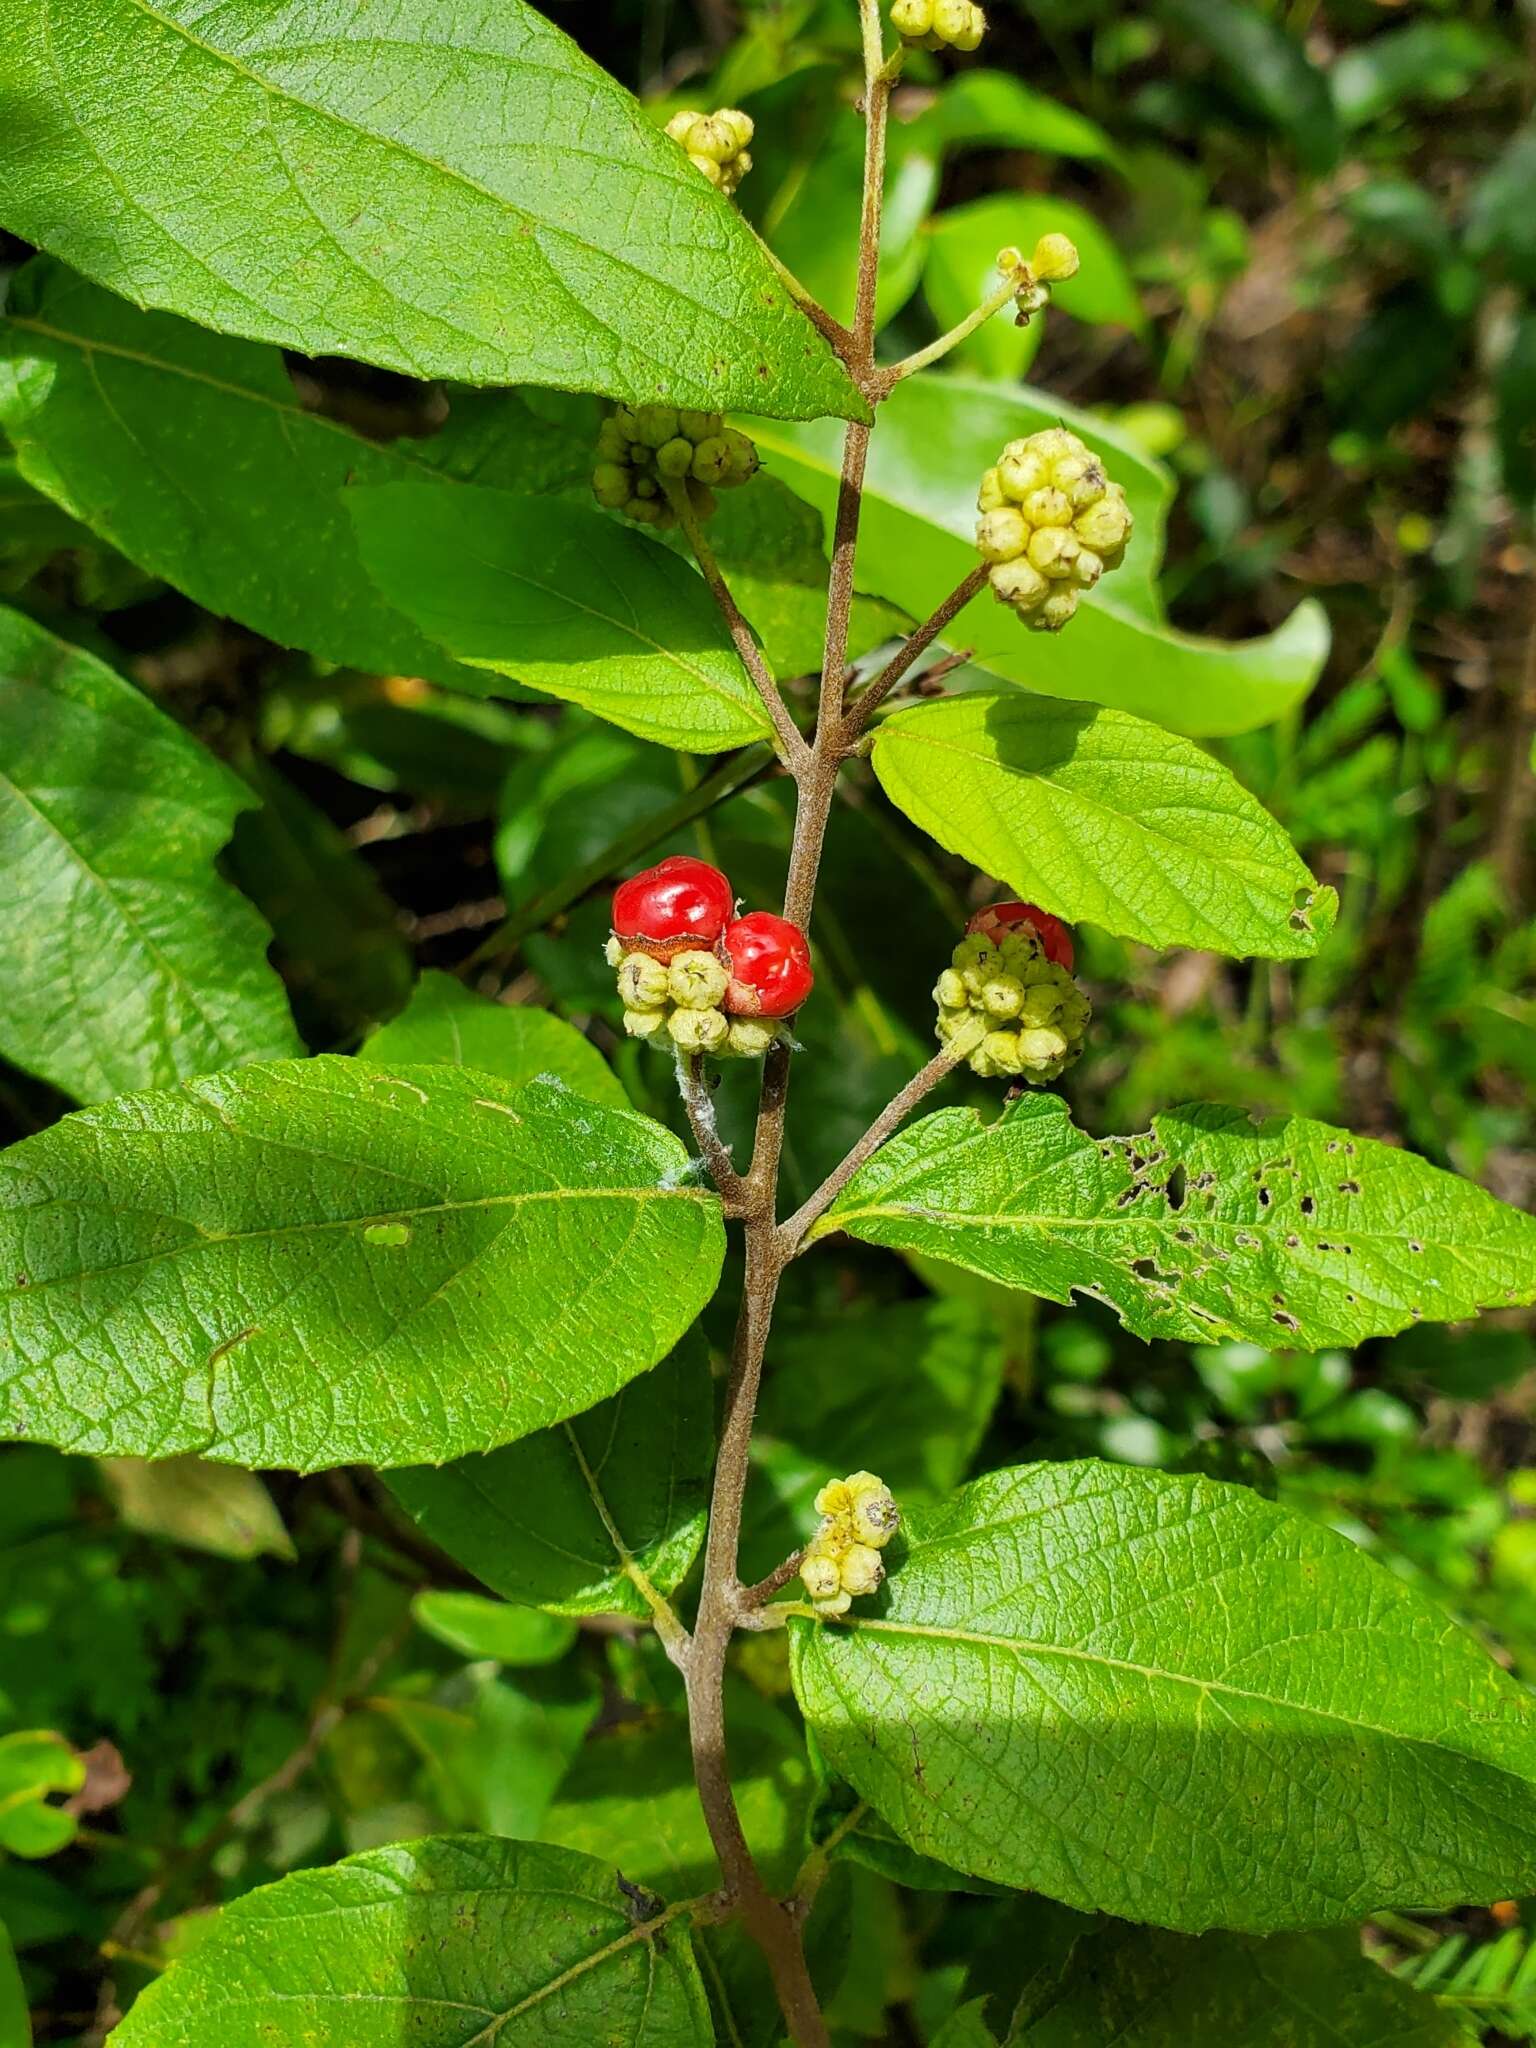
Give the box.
[677,1051,745,1207]
[842,564,989,738]
[680,6,896,2040]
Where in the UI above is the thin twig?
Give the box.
[740,1548,808,1609]
[676,1050,745,1204]
[883,272,1018,386]
[664,478,810,772]
[842,564,989,738]
[778,1043,963,1256]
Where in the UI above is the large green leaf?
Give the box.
[815,1095,1536,1349]
[753,374,1329,736]
[791,1460,1536,1930]
[0,0,860,422]
[387,1332,713,1619]
[349,482,773,751]
[109,1836,714,2046]
[1009,1922,1470,2046]
[0,605,299,1103]
[0,1060,723,1472]
[0,262,489,684]
[364,970,626,1111]
[871,693,1334,958]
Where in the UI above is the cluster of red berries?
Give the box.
[606,856,813,1058]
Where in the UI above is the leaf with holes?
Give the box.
[0,0,861,422]
[0,1059,723,1472]
[0,604,300,1105]
[813,1095,1536,1349]
[363,970,627,1111]
[349,483,773,752]
[387,1332,713,1619]
[790,1460,1536,1930]
[109,1835,714,2047]
[871,694,1334,959]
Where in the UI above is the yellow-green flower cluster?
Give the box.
[934,927,1090,1082]
[800,1472,900,1618]
[976,426,1132,633]
[997,233,1081,327]
[890,0,985,51]
[592,405,759,530]
[665,108,754,194]
[604,942,781,1059]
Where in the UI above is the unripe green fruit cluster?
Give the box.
[934,926,1090,1082]
[800,1472,901,1618]
[976,426,1132,633]
[592,406,759,530]
[665,107,754,194]
[890,0,985,51]
[605,940,783,1059]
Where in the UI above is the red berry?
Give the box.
[721,912,814,1018]
[966,899,1075,972]
[612,856,734,960]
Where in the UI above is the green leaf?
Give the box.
[349,483,773,752]
[1158,0,1340,174]
[412,1591,575,1666]
[752,375,1329,737]
[933,2001,999,2048]
[791,1459,1536,1930]
[0,262,489,685]
[0,605,300,1103]
[364,971,626,1112]
[1468,126,1536,290]
[109,1836,714,2047]
[871,693,1334,959]
[386,1331,713,1619]
[922,72,1116,163]
[380,1668,599,1839]
[1008,1923,1471,2046]
[1331,22,1507,133]
[815,1094,1536,1349]
[0,1733,83,1860]
[0,1060,723,1471]
[98,1456,295,1562]
[0,1919,27,2048]
[0,0,861,423]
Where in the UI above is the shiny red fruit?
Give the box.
[966,899,1075,972]
[612,856,734,960]
[721,913,814,1018]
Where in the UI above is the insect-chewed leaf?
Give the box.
[814,1096,1536,1348]
[790,1460,1536,1931]
[0,604,299,1104]
[0,0,861,422]
[109,1836,714,2047]
[871,694,1335,959]
[0,1059,723,1472]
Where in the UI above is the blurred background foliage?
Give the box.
[2,0,1535,2040]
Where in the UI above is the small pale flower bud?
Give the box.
[839,1545,885,1597]
[725,1016,781,1059]
[980,1028,1026,1076]
[977,466,1008,512]
[623,1006,669,1040]
[666,109,701,144]
[846,1475,900,1546]
[619,953,671,1009]
[1033,588,1079,632]
[933,967,968,1008]
[668,949,730,1010]
[1027,527,1080,579]
[1073,493,1132,554]
[656,436,695,478]
[998,446,1049,499]
[632,403,680,449]
[981,974,1025,1019]
[989,558,1050,612]
[890,0,934,36]
[1071,549,1104,590]
[1022,486,1073,529]
[592,461,631,509]
[1031,232,1080,282]
[604,935,626,967]
[801,1551,843,1603]
[1018,1025,1069,1065]
[976,507,1029,563]
[667,1005,730,1052]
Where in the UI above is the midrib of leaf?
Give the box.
[562,1420,681,1629]
[3,1183,712,1303]
[0,754,246,1062]
[822,1614,1529,1765]
[4,312,451,475]
[450,537,753,718]
[115,0,739,338]
[881,723,1299,893]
